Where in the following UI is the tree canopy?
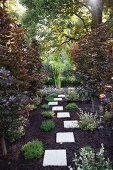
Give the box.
[6,0,25,20]
[20,0,113,51]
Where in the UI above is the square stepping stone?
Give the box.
[54,98,62,101]
[52,106,63,111]
[57,112,70,118]
[64,120,79,128]
[48,101,58,106]
[68,87,75,90]
[43,150,67,166]
[58,94,65,98]
[56,132,75,143]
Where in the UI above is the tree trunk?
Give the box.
[1,137,7,158]
[91,0,103,29]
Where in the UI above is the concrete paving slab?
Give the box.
[43,150,67,166]
[56,132,75,143]
[64,120,79,128]
[54,98,62,101]
[52,106,63,111]
[58,94,65,98]
[57,112,70,118]
[48,102,58,106]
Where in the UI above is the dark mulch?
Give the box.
[1,100,113,170]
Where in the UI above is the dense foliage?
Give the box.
[0,0,43,156]
[20,0,113,50]
[72,24,113,102]
[43,49,73,88]
[6,0,25,20]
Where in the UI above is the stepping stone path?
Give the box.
[57,112,70,118]
[56,132,75,143]
[43,94,78,167]
[54,98,62,101]
[43,150,67,166]
[58,94,65,98]
[52,106,63,111]
[64,120,79,128]
[48,101,58,106]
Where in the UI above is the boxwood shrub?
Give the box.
[65,103,78,110]
[45,93,57,102]
[41,111,55,118]
[21,140,44,159]
[40,120,55,132]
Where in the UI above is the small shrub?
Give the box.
[7,126,25,142]
[21,140,44,159]
[69,144,112,170]
[103,111,113,122]
[41,111,55,118]
[40,120,55,131]
[65,103,78,110]
[79,112,98,131]
[41,104,49,110]
[66,94,79,101]
[45,93,57,102]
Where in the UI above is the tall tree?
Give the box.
[72,24,113,111]
[0,0,43,157]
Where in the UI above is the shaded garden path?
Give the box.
[1,97,113,170]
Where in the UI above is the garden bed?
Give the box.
[0,100,113,170]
